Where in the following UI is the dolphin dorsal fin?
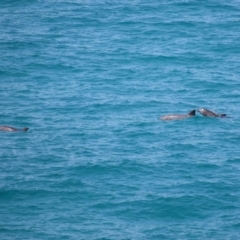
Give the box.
[188,110,196,116]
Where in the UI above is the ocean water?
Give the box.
[1,0,240,239]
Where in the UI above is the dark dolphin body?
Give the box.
[160,110,196,121]
[0,126,29,132]
[197,108,228,118]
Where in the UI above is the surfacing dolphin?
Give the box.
[0,126,29,132]
[160,110,196,121]
[197,108,229,118]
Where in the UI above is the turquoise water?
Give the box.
[1,1,240,239]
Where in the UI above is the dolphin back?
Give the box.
[188,110,196,116]
[0,126,29,132]
[160,109,196,121]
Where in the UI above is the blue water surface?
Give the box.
[1,0,240,239]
